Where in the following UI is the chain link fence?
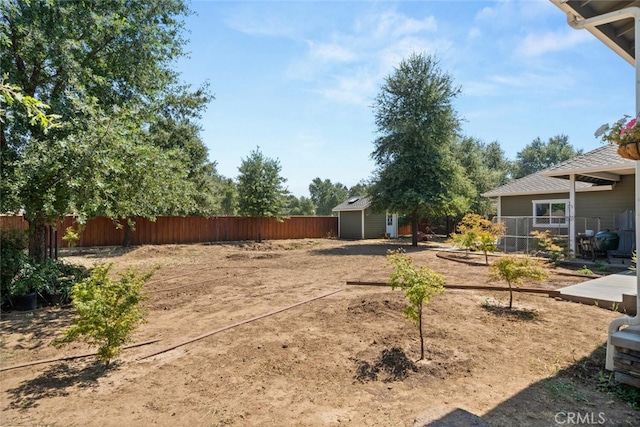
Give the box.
[493,216,601,254]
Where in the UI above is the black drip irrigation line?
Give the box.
[0,339,161,372]
[138,289,344,361]
[346,281,561,297]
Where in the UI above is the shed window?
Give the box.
[532,199,568,227]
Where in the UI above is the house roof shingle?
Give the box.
[482,173,594,198]
[484,144,636,198]
[543,144,633,175]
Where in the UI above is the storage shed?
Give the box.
[331,196,397,240]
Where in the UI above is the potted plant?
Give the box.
[9,262,45,311]
[595,115,640,160]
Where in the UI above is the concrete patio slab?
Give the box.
[559,272,637,314]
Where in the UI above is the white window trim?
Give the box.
[532,199,570,228]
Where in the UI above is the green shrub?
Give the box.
[36,259,90,304]
[489,255,548,309]
[530,230,567,263]
[0,228,28,306]
[449,213,504,264]
[54,264,152,367]
[6,259,90,307]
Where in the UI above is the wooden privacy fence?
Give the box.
[0,216,338,247]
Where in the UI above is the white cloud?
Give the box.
[519,29,592,56]
[308,41,357,63]
[356,10,437,39]
[317,71,378,106]
[226,14,296,38]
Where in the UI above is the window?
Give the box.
[532,199,569,227]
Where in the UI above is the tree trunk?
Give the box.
[418,305,424,360]
[508,281,513,309]
[122,219,133,248]
[411,210,418,247]
[28,214,47,262]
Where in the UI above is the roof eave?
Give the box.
[482,184,614,198]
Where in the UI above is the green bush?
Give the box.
[35,259,91,304]
[3,252,90,309]
[54,264,152,367]
[0,228,28,306]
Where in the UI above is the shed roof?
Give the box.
[332,196,371,212]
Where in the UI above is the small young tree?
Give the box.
[387,250,445,360]
[489,256,547,309]
[530,230,566,263]
[449,213,504,264]
[53,264,152,367]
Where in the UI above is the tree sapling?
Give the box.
[387,249,445,360]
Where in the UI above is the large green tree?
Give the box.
[453,137,511,216]
[308,178,348,215]
[369,53,472,246]
[347,180,372,198]
[285,195,316,216]
[1,0,212,258]
[511,135,582,179]
[237,147,288,242]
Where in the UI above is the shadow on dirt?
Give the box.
[312,241,442,257]
[59,246,135,260]
[4,360,107,410]
[0,309,75,354]
[481,345,640,426]
[352,347,418,382]
[480,304,539,321]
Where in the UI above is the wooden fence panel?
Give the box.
[1,215,338,247]
[0,216,29,231]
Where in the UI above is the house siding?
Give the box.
[575,175,634,231]
[363,210,386,239]
[339,211,362,239]
[501,192,569,217]
[499,175,635,232]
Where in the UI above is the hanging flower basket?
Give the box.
[617,141,640,160]
[595,115,640,160]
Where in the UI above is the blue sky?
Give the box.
[176,0,635,197]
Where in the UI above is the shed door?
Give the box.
[386,214,398,238]
[339,211,363,239]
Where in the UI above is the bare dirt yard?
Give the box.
[1,238,639,426]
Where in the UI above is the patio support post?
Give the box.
[606,7,640,371]
[569,174,576,256]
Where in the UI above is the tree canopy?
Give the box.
[453,137,511,216]
[511,135,582,179]
[369,53,471,245]
[308,178,348,216]
[1,0,214,258]
[237,147,288,242]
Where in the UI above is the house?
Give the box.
[331,196,398,239]
[482,145,635,255]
